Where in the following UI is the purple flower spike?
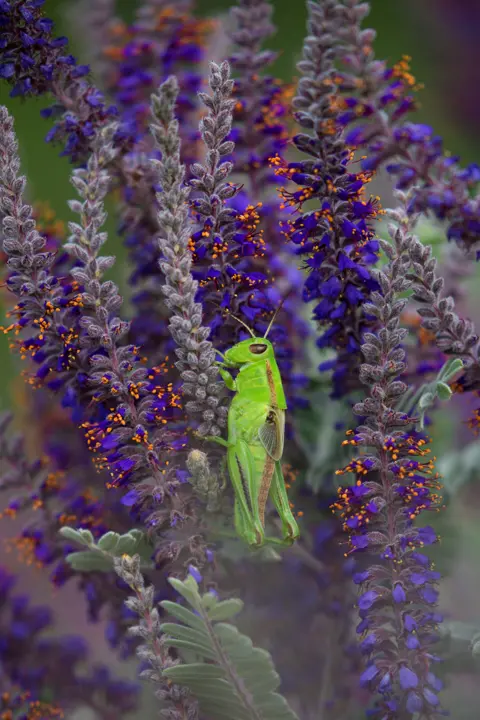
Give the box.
[332,205,444,715]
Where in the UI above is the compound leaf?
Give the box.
[160,576,299,720]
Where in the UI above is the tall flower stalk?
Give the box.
[228,0,279,197]
[334,203,444,717]
[97,0,215,362]
[227,0,310,399]
[64,122,208,564]
[276,0,381,397]
[151,69,227,437]
[114,553,197,719]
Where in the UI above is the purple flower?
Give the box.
[0,62,14,77]
[358,590,378,610]
[406,633,420,650]
[353,571,371,584]
[360,664,379,686]
[424,687,440,706]
[188,565,203,583]
[406,691,423,713]
[102,6,214,364]
[399,666,418,690]
[392,583,406,603]
[403,614,417,632]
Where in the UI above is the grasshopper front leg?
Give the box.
[213,362,237,392]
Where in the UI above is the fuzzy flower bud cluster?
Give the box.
[151,72,228,437]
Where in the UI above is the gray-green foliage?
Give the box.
[59,526,153,571]
[438,441,480,496]
[160,574,299,720]
[438,620,480,674]
[398,357,464,429]
[293,382,354,492]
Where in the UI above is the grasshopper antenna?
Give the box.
[264,289,293,339]
[209,300,256,338]
[224,309,255,337]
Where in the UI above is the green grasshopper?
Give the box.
[202,310,300,548]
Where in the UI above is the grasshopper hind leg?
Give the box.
[268,460,300,545]
[227,440,265,547]
[233,498,260,547]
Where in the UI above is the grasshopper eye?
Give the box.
[250,343,268,355]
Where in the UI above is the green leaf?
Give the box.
[115,534,137,554]
[435,381,452,401]
[161,622,211,649]
[161,577,299,720]
[439,357,464,381]
[160,601,206,632]
[472,640,480,657]
[65,551,113,572]
[97,531,120,552]
[78,528,95,545]
[59,526,153,568]
[201,591,218,612]
[128,529,144,541]
[164,663,225,682]
[168,576,201,609]
[131,532,153,563]
[418,391,434,409]
[59,526,90,545]
[437,620,480,674]
[164,638,218,661]
[438,441,480,495]
[293,383,354,492]
[207,599,244,622]
[398,357,462,430]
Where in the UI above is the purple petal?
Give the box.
[399,666,418,690]
[423,688,439,707]
[360,664,379,686]
[358,590,378,610]
[406,692,423,713]
[392,583,406,603]
[188,565,203,583]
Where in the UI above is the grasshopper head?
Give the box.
[223,338,274,367]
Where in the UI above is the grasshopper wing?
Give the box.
[258,407,285,461]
